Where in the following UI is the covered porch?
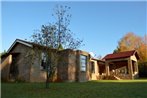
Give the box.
[105,58,139,79]
[104,50,139,80]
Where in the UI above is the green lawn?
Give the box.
[1,80,147,98]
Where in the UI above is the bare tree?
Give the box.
[31,5,83,88]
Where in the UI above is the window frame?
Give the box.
[80,55,87,72]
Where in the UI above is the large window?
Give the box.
[80,55,87,71]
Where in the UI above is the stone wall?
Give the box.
[57,49,91,82]
[76,50,90,82]
[1,55,12,81]
[10,43,32,82]
[2,42,97,82]
[29,48,59,82]
[67,50,77,82]
[90,59,99,80]
[57,50,69,82]
[29,53,47,82]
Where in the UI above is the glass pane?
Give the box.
[80,55,87,71]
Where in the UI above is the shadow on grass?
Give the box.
[89,79,147,83]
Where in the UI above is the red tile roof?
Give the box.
[103,50,139,60]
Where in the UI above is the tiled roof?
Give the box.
[103,50,139,60]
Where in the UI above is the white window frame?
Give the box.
[80,55,87,71]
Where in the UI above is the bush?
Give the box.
[139,62,147,78]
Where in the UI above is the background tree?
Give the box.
[31,5,83,88]
[114,32,147,77]
[0,50,7,57]
[114,32,147,62]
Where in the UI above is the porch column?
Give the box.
[97,63,99,75]
[105,61,110,76]
[128,58,133,79]
[135,61,139,73]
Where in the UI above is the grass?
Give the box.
[1,80,147,98]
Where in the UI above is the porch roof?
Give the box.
[103,50,139,60]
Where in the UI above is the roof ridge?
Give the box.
[16,39,33,44]
[7,39,33,53]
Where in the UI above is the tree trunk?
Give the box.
[45,65,50,89]
[46,71,49,88]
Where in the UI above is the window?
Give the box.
[40,52,46,70]
[91,62,95,73]
[80,55,87,71]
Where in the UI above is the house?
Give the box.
[1,39,101,82]
[1,39,139,82]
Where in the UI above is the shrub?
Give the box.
[138,62,147,78]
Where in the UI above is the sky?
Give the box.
[1,0,146,57]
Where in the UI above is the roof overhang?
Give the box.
[7,39,33,53]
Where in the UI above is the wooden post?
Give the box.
[135,61,139,73]
[96,62,99,75]
[105,61,110,76]
[128,58,133,79]
[135,61,139,78]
